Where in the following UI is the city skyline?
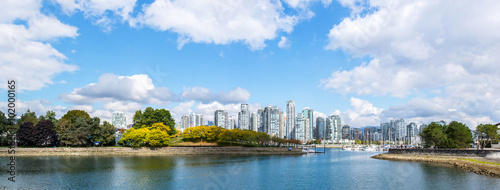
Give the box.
[1,1,499,130]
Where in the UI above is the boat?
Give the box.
[363,146,377,151]
[302,147,316,153]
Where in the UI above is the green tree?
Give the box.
[475,124,499,149]
[133,107,176,135]
[17,109,39,125]
[444,121,473,148]
[96,121,116,146]
[39,111,58,125]
[420,122,446,148]
[61,110,91,123]
[0,111,11,146]
[55,117,100,147]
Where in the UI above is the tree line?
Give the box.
[0,107,177,148]
[420,121,499,149]
[182,125,305,147]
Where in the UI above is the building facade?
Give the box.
[238,104,250,130]
[316,117,325,140]
[112,111,126,129]
[286,100,296,139]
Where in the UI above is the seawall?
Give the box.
[0,147,305,157]
[372,153,500,178]
[388,148,500,157]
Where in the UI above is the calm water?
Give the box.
[1,148,499,189]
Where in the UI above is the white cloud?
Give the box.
[103,101,142,112]
[321,0,500,125]
[278,36,290,48]
[0,1,79,91]
[133,0,300,50]
[217,87,251,104]
[0,0,40,22]
[181,86,250,104]
[0,99,67,119]
[55,0,137,31]
[181,86,216,103]
[60,73,177,105]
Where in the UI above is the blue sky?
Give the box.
[1,0,500,129]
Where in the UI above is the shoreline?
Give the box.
[0,147,306,157]
[372,153,500,178]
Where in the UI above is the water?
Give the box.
[1,148,499,189]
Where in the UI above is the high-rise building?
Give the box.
[112,111,126,129]
[326,115,342,142]
[295,113,306,142]
[268,106,280,137]
[351,128,361,140]
[381,122,390,142]
[406,122,419,143]
[189,113,204,126]
[214,110,228,129]
[238,104,250,130]
[258,108,264,132]
[391,119,406,141]
[228,116,235,129]
[181,115,190,129]
[207,120,214,126]
[342,125,350,140]
[250,112,258,131]
[316,117,325,140]
[279,111,284,138]
[286,100,296,139]
[302,108,313,141]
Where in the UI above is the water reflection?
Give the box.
[1,149,499,189]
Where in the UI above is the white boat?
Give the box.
[302,147,316,153]
[363,146,377,151]
[353,146,361,151]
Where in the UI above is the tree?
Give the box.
[444,121,473,148]
[17,122,35,146]
[145,129,170,147]
[475,124,499,149]
[96,121,116,146]
[0,111,11,146]
[17,109,39,125]
[55,119,72,146]
[133,107,176,135]
[61,110,91,123]
[118,128,149,147]
[32,120,57,147]
[39,111,58,125]
[55,117,100,147]
[420,122,446,148]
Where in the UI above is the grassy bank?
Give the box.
[372,153,500,178]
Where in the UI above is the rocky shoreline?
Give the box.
[372,153,500,178]
[0,147,305,157]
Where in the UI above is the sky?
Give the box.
[1,0,500,129]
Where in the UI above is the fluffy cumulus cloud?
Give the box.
[132,0,303,50]
[0,99,67,119]
[0,0,79,91]
[60,73,177,105]
[321,0,500,127]
[182,86,250,104]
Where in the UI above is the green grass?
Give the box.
[458,158,500,166]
